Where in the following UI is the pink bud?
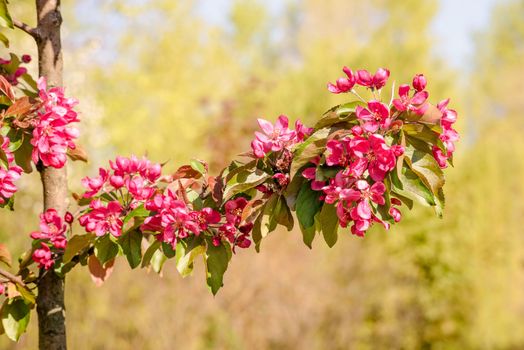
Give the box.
[336,78,353,92]
[372,68,390,89]
[356,70,373,87]
[412,74,427,91]
[21,54,32,63]
[14,67,27,78]
[110,175,124,188]
[64,211,74,224]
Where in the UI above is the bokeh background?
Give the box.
[1,0,524,348]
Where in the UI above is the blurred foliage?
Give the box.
[1,0,524,349]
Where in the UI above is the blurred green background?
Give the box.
[1,0,524,348]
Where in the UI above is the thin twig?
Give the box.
[13,19,39,39]
[0,267,26,287]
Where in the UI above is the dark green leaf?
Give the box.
[118,229,142,269]
[161,242,176,258]
[94,235,119,266]
[295,182,323,229]
[319,203,339,247]
[205,241,231,295]
[141,240,161,268]
[63,233,95,264]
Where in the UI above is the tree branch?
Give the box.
[13,19,39,39]
[0,267,26,287]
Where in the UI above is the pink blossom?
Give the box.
[250,116,312,158]
[432,146,449,168]
[79,200,124,237]
[327,66,355,94]
[392,84,428,115]
[31,77,79,168]
[30,209,68,249]
[356,68,390,89]
[32,243,54,270]
[224,197,248,225]
[0,166,22,204]
[355,101,391,132]
[81,168,109,197]
[191,207,221,231]
[251,115,296,157]
[141,190,200,248]
[14,67,27,78]
[412,74,427,92]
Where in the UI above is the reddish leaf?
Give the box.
[172,165,201,180]
[0,76,15,102]
[88,256,114,287]
[67,145,88,162]
[6,97,33,117]
[419,103,443,124]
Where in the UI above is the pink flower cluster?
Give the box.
[30,209,71,270]
[0,137,23,205]
[31,77,79,168]
[328,67,390,93]
[141,191,254,250]
[304,132,404,236]
[79,156,162,237]
[251,115,313,158]
[141,189,218,248]
[432,99,459,168]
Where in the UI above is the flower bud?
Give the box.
[372,68,390,89]
[64,211,74,224]
[412,74,427,91]
[21,54,32,63]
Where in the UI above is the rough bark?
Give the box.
[34,0,68,349]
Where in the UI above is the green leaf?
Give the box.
[290,128,330,178]
[141,240,161,268]
[0,32,8,47]
[118,229,142,269]
[13,134,33,173]
[319,203,339,247]
[274,195,294,231]
[392,163,435,207]
[15,284,35,306]
[0,1,13,29]
[175,237,205,277]
[63,234,95,264]
[190,159,207,175]
[94,235,119,266]
[205,241,231,295]
[161,242,176,258]
[151,249,167,274]
[122,204,149,226]
[300,212,320,249]
[223,168,271,200]
[295,182,323,229]
[1,298,30,341]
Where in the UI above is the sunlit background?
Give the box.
[1,0,524,348]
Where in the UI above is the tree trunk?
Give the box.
[34,0,68,349]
